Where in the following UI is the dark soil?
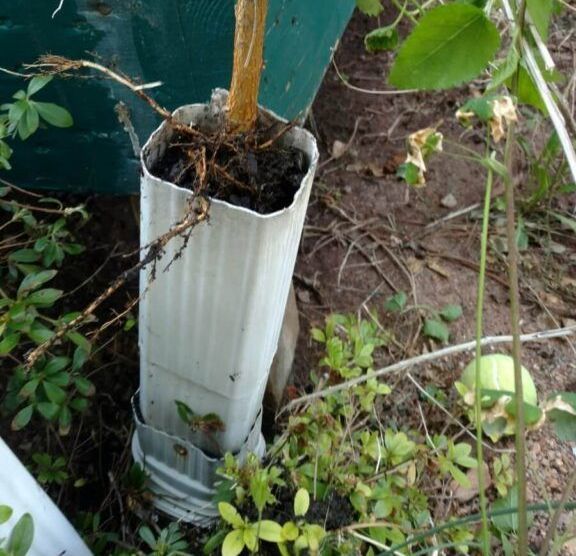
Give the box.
[150,128,308,214]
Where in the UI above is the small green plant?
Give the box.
[218,502,284,556]
[383,290,463,344]
[75,512,120,555]
[432,435,478,488]
[0,506,34,556]
[0,186,92,437]
[138,523,190,556]
[31,452,69,486]
[492,454,515,498]
[5,354,94,435]
[0,75,73,170]
[175,401,225,434]
[216,452,285,510]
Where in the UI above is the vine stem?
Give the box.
[504,0,529,552]
[474,162,494,556]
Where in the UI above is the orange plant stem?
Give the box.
[227,0,269,132]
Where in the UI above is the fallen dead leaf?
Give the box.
[332,140,347,159]
[441,193,458,209]
[426,258,451,279]
[452,462,492,502]
[406,256,424,275]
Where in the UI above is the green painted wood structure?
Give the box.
[0,0,355,193]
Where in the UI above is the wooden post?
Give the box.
[227,0,269,132]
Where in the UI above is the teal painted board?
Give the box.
[0,0,355,194]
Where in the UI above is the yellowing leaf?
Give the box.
[256,520,283,543]
[218,502,244,528]
[294,488,310,517]
[222,530,245,556]
[281,522,299,542]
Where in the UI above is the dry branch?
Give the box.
[281,325,576,413]
[25,196,210,369]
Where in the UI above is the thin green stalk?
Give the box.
[474,163,494,556]
[539,468,576,556]
[504,98,529,556]
[377,501,576,555]
[504,0,529,552]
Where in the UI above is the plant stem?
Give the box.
[474,163,494,556]
[504,0,529,552]
[228,0,269,132]
[540,468,576,556]
[380,501,576,555]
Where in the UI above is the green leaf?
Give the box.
[27,324,54,345]
[17,270,57,297]
[356,0,383,16]
[459,96,495,121]
[9,249,41,263]
[26,288,63,307]
[281,522,299,542]
[203,529,227,555]
[21,105,39,140]
[504,399,542,425]
[294,488,310,517]
[27,75,53,96]
[546,393,576,441]
[526,0,553,40]
[449,463,471,488]
[250,474,269,514]
[389,4,500,90]
[480,155,509,179]
[491,486,533,532]
[44,356,70,376]
[310,328,326,343]
[218,502,244,528]
[66,331,91,353]
[423,319,450,343]
[33,102,73,128]
[74,376,95,397]
[439,304,463,322]
[222,530,245,556]
[257,520,283,543]
[0,333,21,356]
[488,49,520,91]
[0,506,13,525]
[512,64,546,112]
[397,162,421,186]
[43,381,67,404]
[11,405,33,431]
[138,526,156,549]
[58,406,72,435]
[36,401,59,421]
[19,379,40,399]
[365,26,399,53]
[243,526,257,552]
[7,513,34,556]
[384,291,407,313]
[551,212,576,234]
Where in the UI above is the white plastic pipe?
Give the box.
[138,97,318,455]
[0,438,91,556]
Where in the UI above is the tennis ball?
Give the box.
[460,354,537,406]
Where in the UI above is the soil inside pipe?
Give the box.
[149,124,309,215]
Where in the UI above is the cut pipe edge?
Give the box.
[0,437,92,556]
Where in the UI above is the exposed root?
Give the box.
[25,195,210,369]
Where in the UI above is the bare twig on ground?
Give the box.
[281,325,576,412]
